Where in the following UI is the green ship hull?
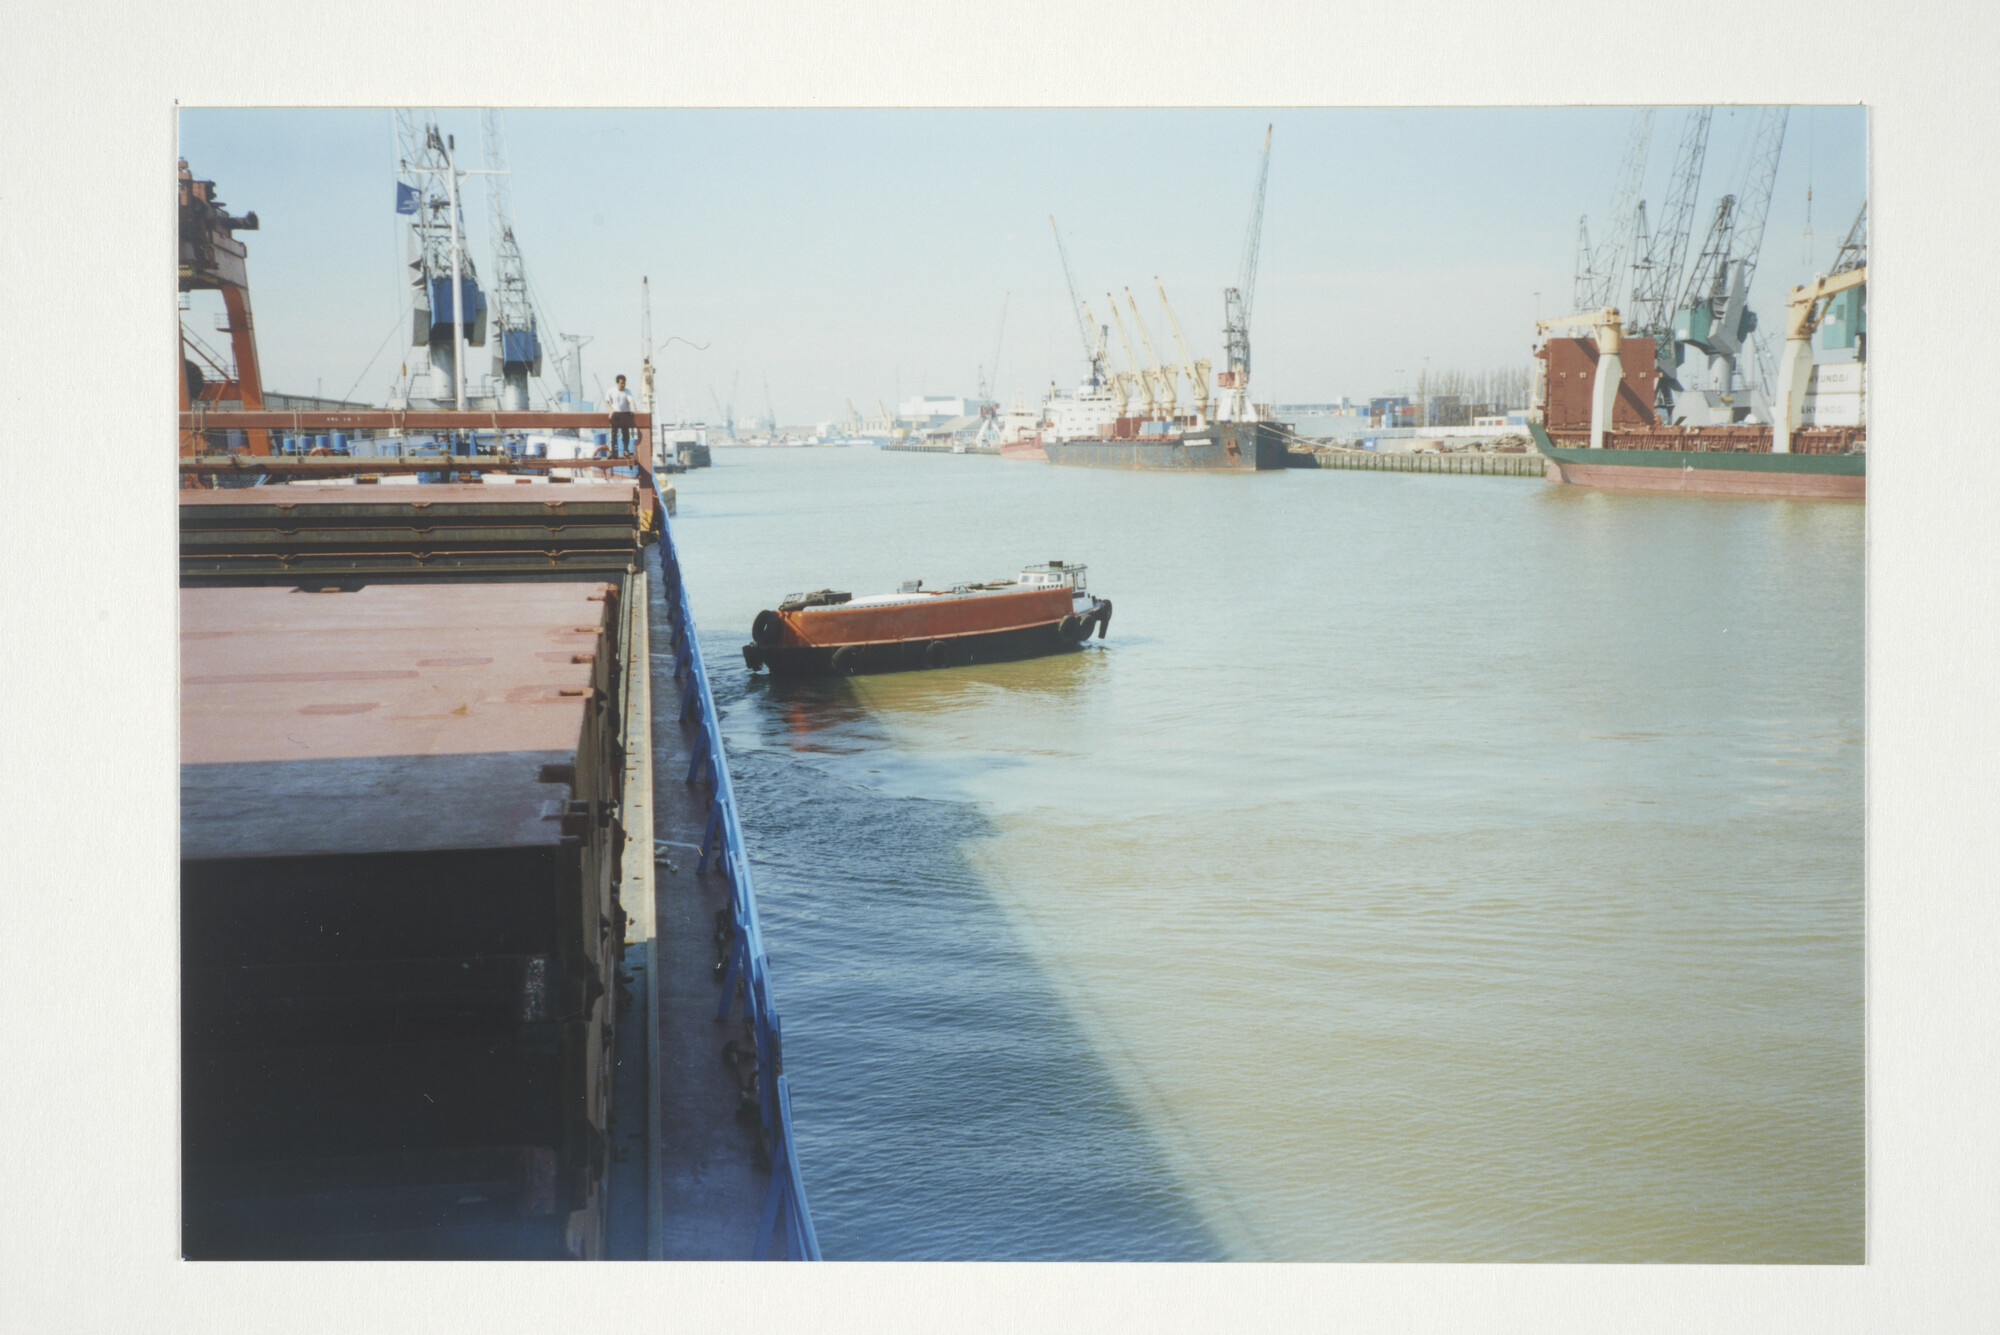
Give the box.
[1529,424,1864,500]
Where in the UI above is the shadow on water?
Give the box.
[715,640,1224,1261]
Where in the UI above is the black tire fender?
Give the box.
[1058,614,1084,642]
[1095,599,1112,638]
[751,609,785,646]
[830,645,862,676]
[741,645,765,671]
[924,639,953,670]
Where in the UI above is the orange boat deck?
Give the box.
[776,586,1075,647]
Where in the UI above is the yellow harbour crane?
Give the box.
[1775,266,1865,455]
[1124,287,1177,419]
[1154,277,1212,422]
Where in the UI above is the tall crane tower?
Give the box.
[1830,201,1867,274]
[1625,107,1712,361]
[480,109,542,411]
[710,373,740,440]
[1049,217,1106,388]
[1669,107,1788,419]
[395,111,487,410]
[976,292,1010,405]
[1573,108,1655,312]
[1221,124,1273,420]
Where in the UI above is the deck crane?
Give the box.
[395,111,487,412]
[1221,124,1273,420]
[1533,307,1628,452]
[1775,265,1866,454]
[763,374,778,435]
[1080,299,1127,417]
[177,160,269,459]
[1155,277,1212,422]
[1573,108,1656,312]
[1128,287,1168,417]
[1124,288,1177,418]
[1050,217,1106,388]
[1625,106,1712,404]
[480,109,542,412]
[1671,107,1788,416]
[1106,293,1156,417]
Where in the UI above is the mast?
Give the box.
[640,277,655,415]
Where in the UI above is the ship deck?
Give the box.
[621,562,773,1257]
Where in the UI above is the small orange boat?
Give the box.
[742,560,1111,677]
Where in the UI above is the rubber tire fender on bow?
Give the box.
[751,610,784,646]
[830,646,863,676]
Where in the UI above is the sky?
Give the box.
[177,106,1866,425]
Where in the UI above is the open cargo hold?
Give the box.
[180,581,631,1259]
[178,479,649,585]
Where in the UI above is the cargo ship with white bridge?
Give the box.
[1529,257,1866,500]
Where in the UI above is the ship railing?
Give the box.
[652,483,821,1263]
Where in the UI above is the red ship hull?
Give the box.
[742,578,1111,677]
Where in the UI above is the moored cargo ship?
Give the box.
[177,152,818,1262]
[743,560,1111,676]
[1530,423,1865,499]
[1529,266,1866,500]
[1043,418,1289,471]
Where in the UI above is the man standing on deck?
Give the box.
[607,374,637,457]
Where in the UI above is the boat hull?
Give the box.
[999,437,1047,461]
[746,618,1093,677]
[743,583,1111,678]
[1531,425,1864,500]
[1043,421,1288,471]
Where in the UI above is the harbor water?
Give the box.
[676,446,1864,1262]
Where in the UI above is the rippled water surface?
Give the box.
[674,446,1863,1262]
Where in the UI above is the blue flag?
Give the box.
[395,182,419,215]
